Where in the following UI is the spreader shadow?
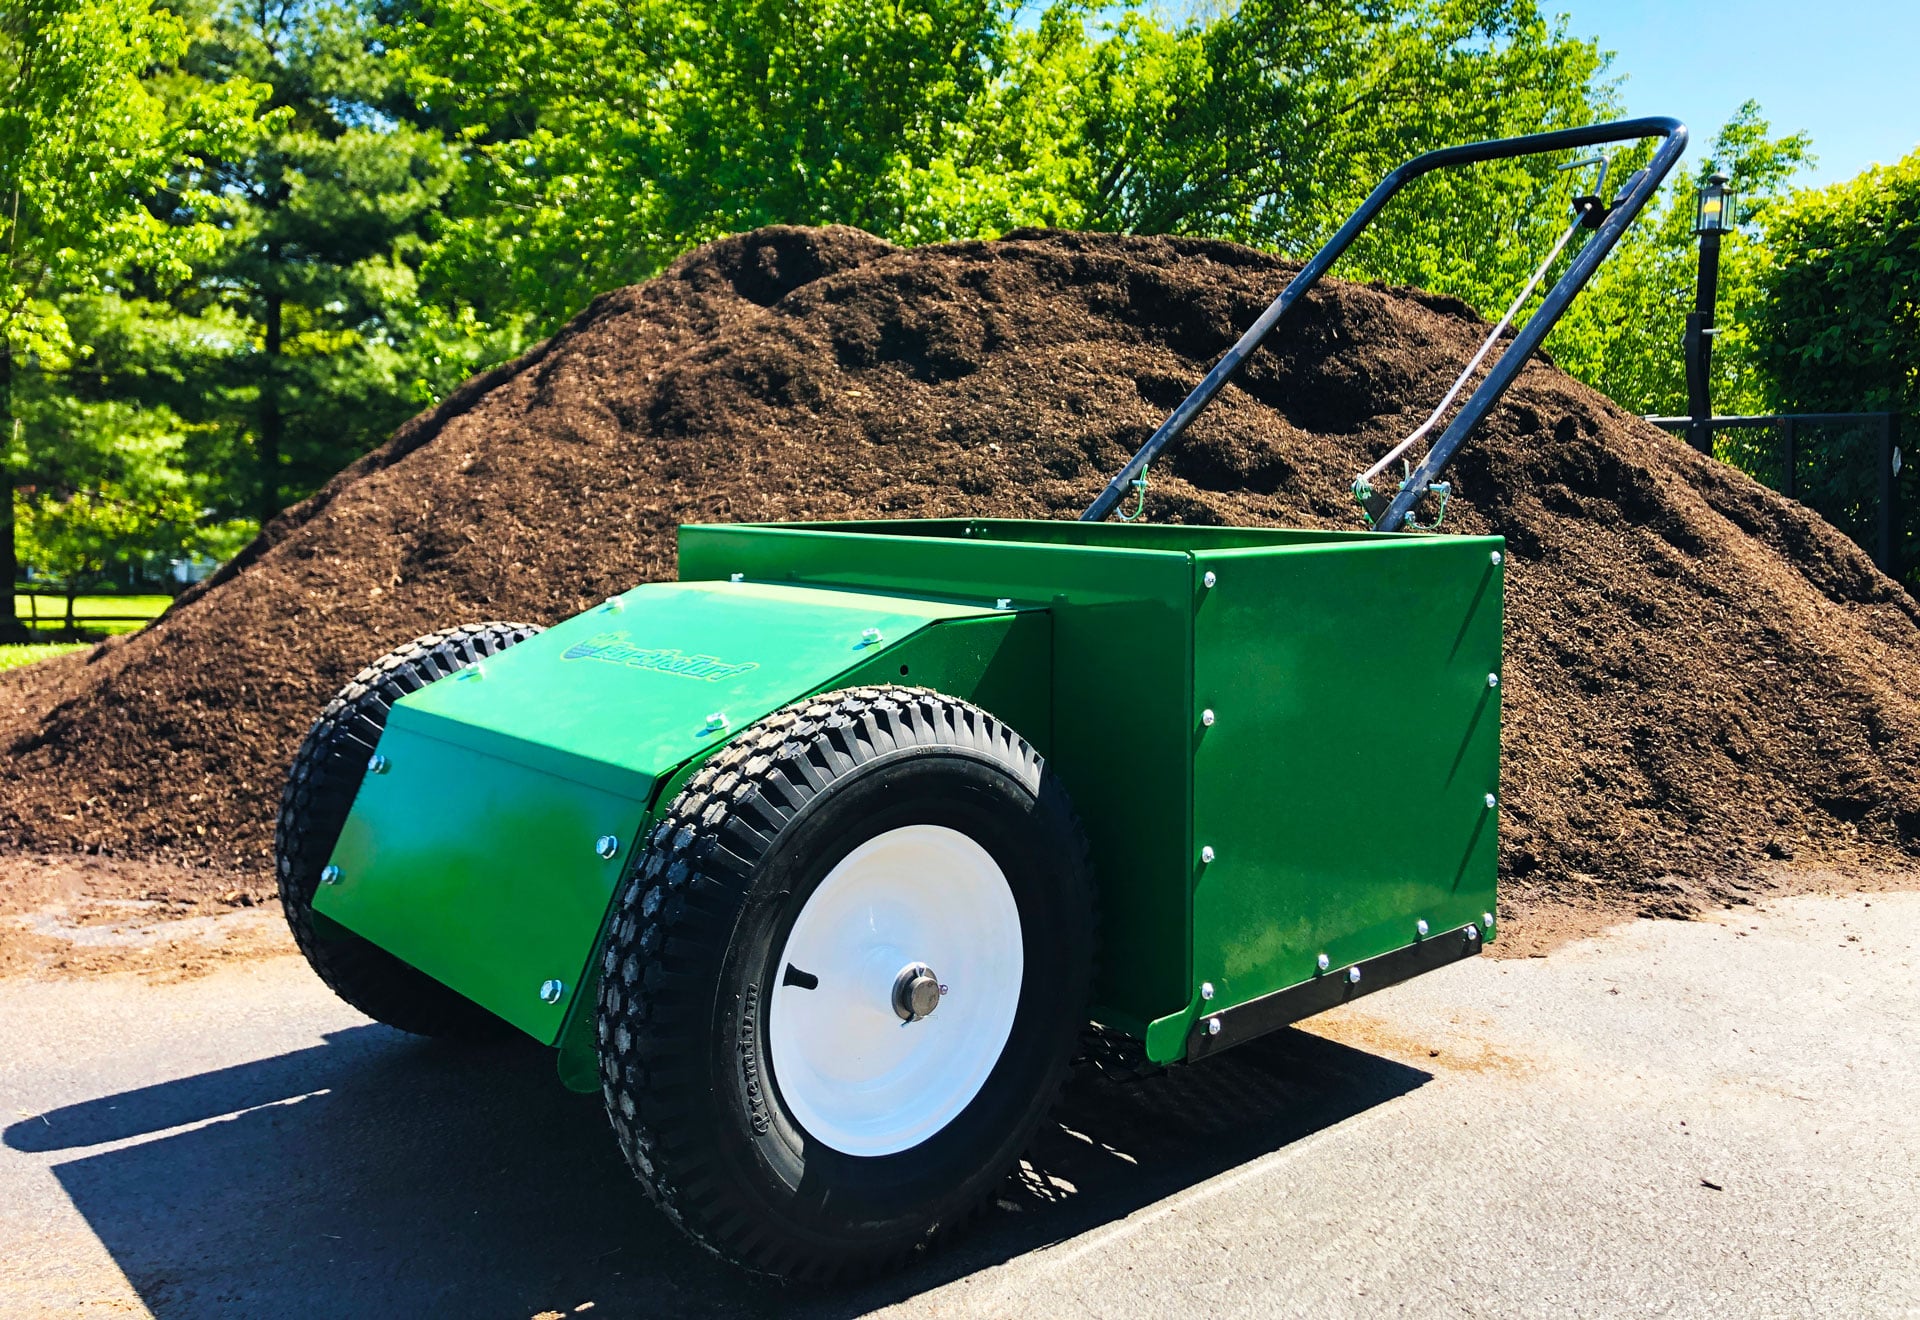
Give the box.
[6,1023,1425,1318]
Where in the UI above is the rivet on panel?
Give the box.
[860,627,883,647]
[1347,966,1363,985]
[1416,919,1430,937]
[729,572,744,583]
[1487,672,1500,689]
[1200,845,1216,864]
[1202,570,1218,589]
[1200,981,1215,1001]
[595,834,620,860]
[996,597,1013,609]
[1201,709,1216,727]
[1485,792,1498,810]
[1206,1016,1222,1037]
[1316,953,1331,972]
[1483,911,1496,930]
[1491,550,1504,566]
[320,865,342,886]
[1466,924,1480,941]
[367,753,390,775]
[539,979,566,1004]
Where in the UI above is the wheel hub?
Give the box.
[892,962,944,1021]
[768,824,1024,1157]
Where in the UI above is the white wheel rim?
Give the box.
[769,823,1024,1158]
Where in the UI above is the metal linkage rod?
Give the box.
[1081,117,1690,526]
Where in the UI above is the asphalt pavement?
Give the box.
[2,891,1915,1319]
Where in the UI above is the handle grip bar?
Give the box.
[1081,116,1690,527]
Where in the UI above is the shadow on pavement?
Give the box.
[6,1023,1427,1318]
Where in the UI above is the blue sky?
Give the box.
[1552,0,1919,185]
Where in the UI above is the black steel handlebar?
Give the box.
[1081,116,1690,527]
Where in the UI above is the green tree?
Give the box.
[1,0,260,638]
[162,0,478,521]
[1755,147,1920,420]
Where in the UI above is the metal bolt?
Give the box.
[860,627,883,646]
[1487,672,1500,689]
[1200,845,1216,864]
[729,572,744,583]
[602,596,624,612]
[996,597,1013,609]
[457,662,487,681]
[1317,953,1331,972]
[1491,550,1503,566]
[1416,919,1430,937]
[1347,966,1363,985]
[1201,709,1216,727]
[1201,981,1215,1001]
[1206,1016,1222,1037]
[539,979,565,1004]
[366,753,390,775]
[1483,911,1495,930]
[1485,792,1498,810]
[1466,924,1480,941]
[704,711,730,733]
[1202,571,1218,589]
[320,864,342,886]
[595,834,620,859]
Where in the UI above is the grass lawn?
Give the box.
[13,593,171,636]
[0,642,89,672]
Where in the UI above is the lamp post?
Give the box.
[1685,172,1736,455]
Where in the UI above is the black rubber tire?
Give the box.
[275,622,542,1037]
[595,685,1095,1282]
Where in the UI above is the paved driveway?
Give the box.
[3,892,1915,1318]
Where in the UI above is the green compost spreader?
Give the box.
[275,119,1687,1279]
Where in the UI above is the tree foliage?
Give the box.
[1,0,263,634]
[1754,146,1920,421]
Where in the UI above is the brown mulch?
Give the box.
[5,225,1918,943]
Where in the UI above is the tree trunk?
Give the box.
[0,341,28,643]
[64,580,77,637]
[258,282,283,524]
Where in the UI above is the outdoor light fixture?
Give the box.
[1684,172,1736,452]
[1694,172,1736,235]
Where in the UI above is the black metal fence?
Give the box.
[1648,412,1905,579]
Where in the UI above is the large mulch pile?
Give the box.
[5,225,1918,932]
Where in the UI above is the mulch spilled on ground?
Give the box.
[5,225,1918,946]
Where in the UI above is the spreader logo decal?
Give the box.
[561,631,760,682]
